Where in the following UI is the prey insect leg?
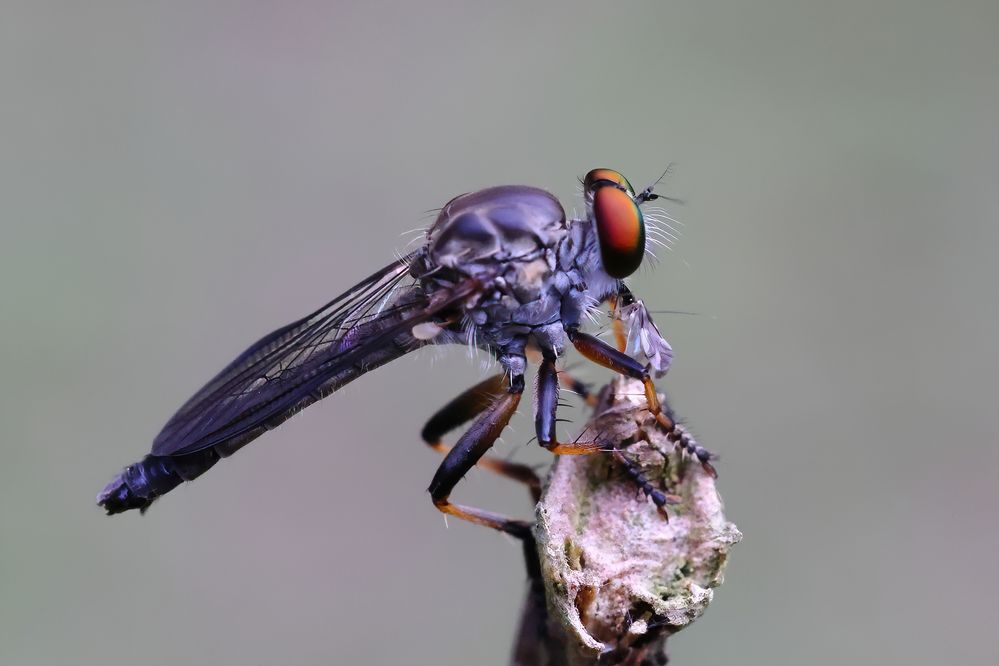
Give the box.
[427,379,531,538]
[422,373,541,502]
[535,356,604,455]
[567,327,717,477]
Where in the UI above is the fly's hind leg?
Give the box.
[567,327,717,477]
[427,377,532,537]
[422,374,541,502]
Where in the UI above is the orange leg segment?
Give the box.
[567,327,717,477]
[427,386,532,537]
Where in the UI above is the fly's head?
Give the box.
[581,168,677,375]
[580,166,679,280]
[582,168,651,279]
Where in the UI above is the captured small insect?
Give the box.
[97,168,714,536]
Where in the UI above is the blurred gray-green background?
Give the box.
[3,2,998,664]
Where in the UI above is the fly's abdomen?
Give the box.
[97,328,425,515]
[96,450,221,514]
[96,256,479,516]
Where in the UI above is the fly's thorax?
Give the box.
[425,185,567,271]
[415,184,571,331]
[462,254,563,330]
[458,218,619,337]
[411,185,622,359]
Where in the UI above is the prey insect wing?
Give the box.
[152,253,479,457]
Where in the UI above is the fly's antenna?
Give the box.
[636,162,684,205]
[636,163,672,202]
[640,163,684,260]
[644,309,705,317]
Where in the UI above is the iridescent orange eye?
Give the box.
[583,168,635,198]
[593,185,646,278]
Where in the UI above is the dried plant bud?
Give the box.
[520,377,740,666]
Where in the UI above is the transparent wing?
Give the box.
[151,254,477,457]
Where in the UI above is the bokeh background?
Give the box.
[3,2,998,664]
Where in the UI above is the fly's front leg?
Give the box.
[427,376,531,538]
[609,283,637,353]
[567,326,664,419]
[666,419,718,478]
[422,373,541,502]
[536,356,604,455]
[608,294,628,353]
[566,327,717,476]
[611,448,680,520]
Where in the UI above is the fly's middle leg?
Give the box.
[567,327,717,477]
[421,373,541,502]
[427,376,532,538]
[535,356,605,455]
[527,335,597,408]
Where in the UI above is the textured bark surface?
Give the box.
[512,377,741,666]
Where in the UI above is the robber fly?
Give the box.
[97,168,714,536]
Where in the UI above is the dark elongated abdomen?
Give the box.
[97,329,423,514]
[97,450,222,514]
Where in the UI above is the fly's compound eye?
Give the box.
[593,185,646,278]
[583,168,635,199]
